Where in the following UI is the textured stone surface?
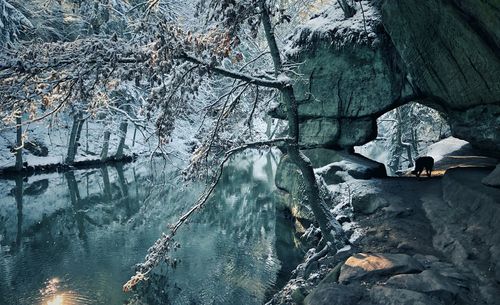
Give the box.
[276,0,500,154]
[382,0,500,108]
[386,270,460,302]
[339,253,424,283]
[304,283,364,305]
[369,286,442,305]
[351,192,390,215]
[482,164,500,188]
[381,0,500,154]
[275,154,302,192]
[422,168,500,303]
[448,105,500,156]
[274,1,407,148]
[276,148,386,193]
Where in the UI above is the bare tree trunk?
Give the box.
[337,0,356,18]
[15,116,23,171]
[14,175,23,250]
[132,127,137,147]
[404,142,414,167]
[260,1,347,250]
[411,129,418,153]
[100,130,111,161]
[65,171,86,240]
[65,113,84,164]
[85,120,89,152]
[101,166,112,200]
[396,109,413,167]
[115,121,128,158]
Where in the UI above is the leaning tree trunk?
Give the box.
[260,1,347,250]
[15,116,23,171]
[337,0,356,18]
[65,113,84,165]
[115,121,128,159]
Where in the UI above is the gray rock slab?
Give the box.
[386,270,460,301]
[482,164,500,188]
[304,283,365,305]
[370,286,442,305]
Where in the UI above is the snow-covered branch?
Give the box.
[180,53,285,89]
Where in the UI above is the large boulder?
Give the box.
[274,0,500,155]
[369,286,442,305]
[386,270,460,302]
[339,253,424,283]
[350,192,391,215]
[304,283,365,305]
[276,148,386,193]
[381,0,500,155]
[272,2,407,148]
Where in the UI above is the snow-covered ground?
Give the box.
[285,0,381,56]
[425,136,468,163]
[0,116,150,169]
[0,104,210,170]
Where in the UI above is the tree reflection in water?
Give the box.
[0,151,303,305]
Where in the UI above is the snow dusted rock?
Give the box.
[350,191,391,215]
[369,286,442,305]
[272,0,500,155]
[271,1,406,148]
[321,165,346,185]
[482,164,500,188]
[304,148,385,172]
[276,148,386,192]
[339,253,424,284]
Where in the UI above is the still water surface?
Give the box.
[0,152,303,305]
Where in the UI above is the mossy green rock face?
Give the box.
[275,154,314,220]
[275,154,302,193]
[291,47,403,120]
[280,38,405,148]
[278,1,500,154]
[273,2,406,149]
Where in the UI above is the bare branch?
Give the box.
[180,53,285,89]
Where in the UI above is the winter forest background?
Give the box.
[0,0,449,174]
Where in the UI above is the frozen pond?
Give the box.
[0,151,303,305]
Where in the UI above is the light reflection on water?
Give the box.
[0,151,303,305]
